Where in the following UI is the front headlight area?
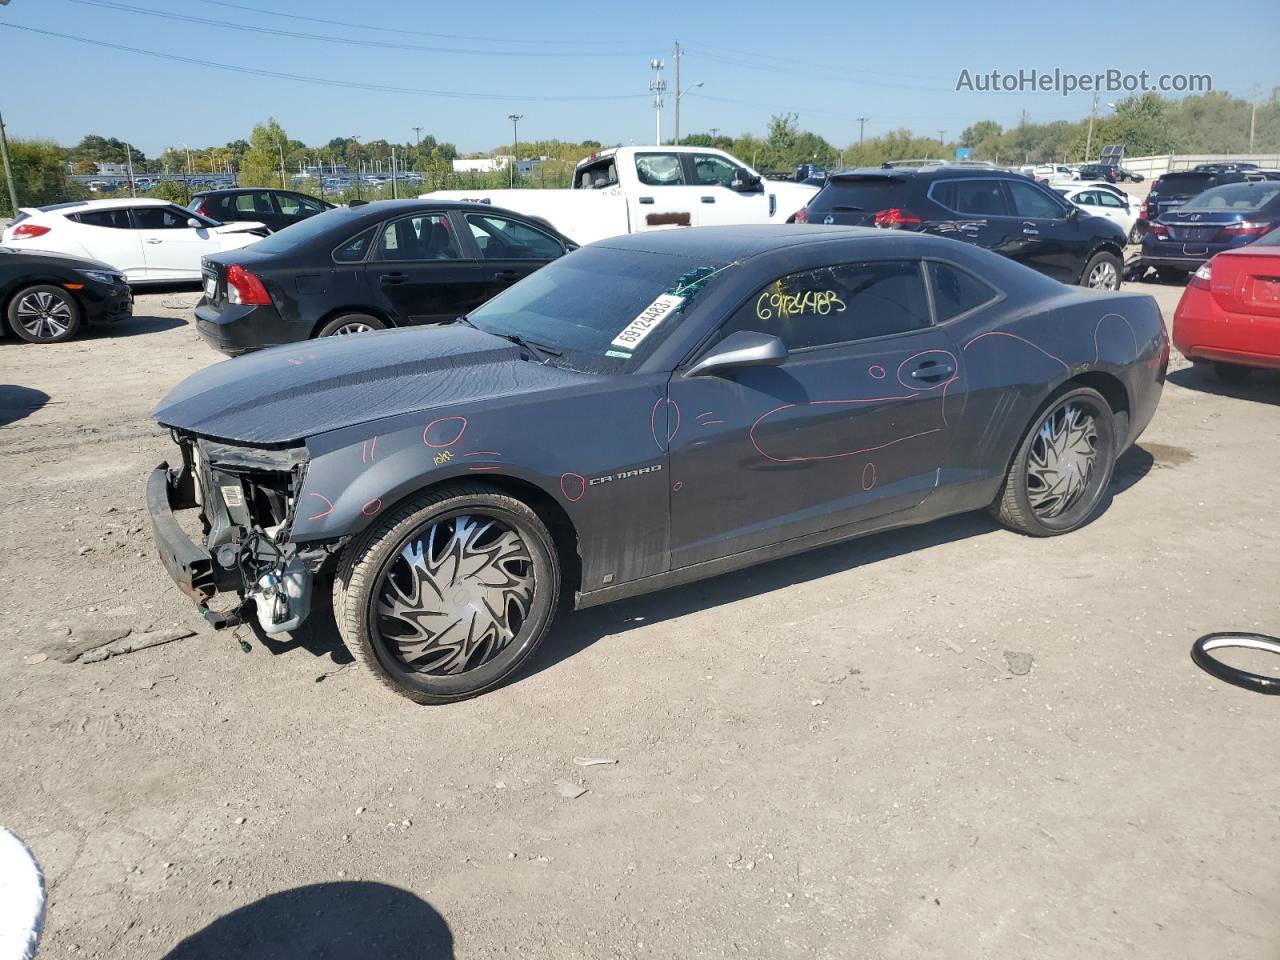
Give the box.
[175,432,332,634]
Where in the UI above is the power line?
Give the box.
[696,41,950,85]
[197,0,659,46]
[67,0,642,58]
[0,23,652,101]
[691,49,951,93]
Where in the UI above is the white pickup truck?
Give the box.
[422,146,819,246]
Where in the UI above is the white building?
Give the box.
[452,156,513,174]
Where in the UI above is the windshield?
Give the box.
[1179,183,1280,213]
[467,245,733,375]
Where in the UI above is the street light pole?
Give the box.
[507,113,522,188]
[276,137,286,189]
[676,78,703,145]
[856,117,868,144]
[0,107,19,216]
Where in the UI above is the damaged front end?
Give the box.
[148,432,337,635]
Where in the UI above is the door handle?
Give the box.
[638,196,655,204]
[145,238,163,244]
[960,223,981,233]
[493,270,521,281]
[1022,228,1040,236]
[910,362,955,381]
[701,196,716,203]
[380,272,407,284]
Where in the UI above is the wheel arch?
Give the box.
[333,471,583,599]
[1078,241,1126,283]
[310,304,397,339]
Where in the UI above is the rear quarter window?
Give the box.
[927,261,999,321]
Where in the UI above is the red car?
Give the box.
[1172,229,1280,383]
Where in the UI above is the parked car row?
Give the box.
[1140,178,1280,281]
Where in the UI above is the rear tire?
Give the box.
[7,284,82,343]
[991,386,1117,537]
[1127,224,1143,245]
[333,484,560,704]
[1213,362,1251,385]
[316,313,386,338]
[1081,252,1122,290]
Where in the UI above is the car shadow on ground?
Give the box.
[1167,365,1280,406]
[0,384,51,426]
[83,314,190,339]
[159,882,453,960]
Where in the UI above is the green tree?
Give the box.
[1,138,84,216]
[240,118,289,188]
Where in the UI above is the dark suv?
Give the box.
[796,165,1127,289]
[189,188,334,233]
[1142,169,1280,224]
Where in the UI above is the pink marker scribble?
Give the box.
[672,481,683,492]
[464,451,501,458]
[305,493,334,521]
[862,463,877,491]
[869,365,887,380]
[468,465,500,472]
[650,397,681,450]
[560,472,586,502]
[361,498,382,516]
[423,416,467,448]
[963,331,1069,374]
[361,436,378,464]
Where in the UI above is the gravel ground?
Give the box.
[1,280,1278,960]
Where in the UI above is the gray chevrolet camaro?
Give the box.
[148,225,1168,704]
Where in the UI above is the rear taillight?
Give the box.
[194,203,210,218]
[794,206,808,224]
[873,208,922,229]
[10,223,51,239]
[225,264,271,306]
[1140,203,1148,220]
[1189,260,1212,289]
[1221,221,1273,238]
[1150,223,1170,240]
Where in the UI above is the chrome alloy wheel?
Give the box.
[15,291,73,340]
[1087,260,1119,289]
[374,514,535,675]
[1026,402,1099,519]
[329,321,375,335]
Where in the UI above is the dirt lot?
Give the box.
[1,282,1278,960]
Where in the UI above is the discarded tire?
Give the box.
[1190,633,1280,695]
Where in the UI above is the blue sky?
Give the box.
[0,0,1274,156]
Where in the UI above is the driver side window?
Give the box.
[1005,180,1068,219]
[717,260,932,352]
[133,206,196,229]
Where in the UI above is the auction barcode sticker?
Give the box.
[610,294,685,350]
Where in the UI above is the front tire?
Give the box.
[7,284,82,343]
[991,387,1117,537]
[1081,252,1122,290]
[316,313,386,338]
[333,484,560,704]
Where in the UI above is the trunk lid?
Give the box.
[1209,246,1280,320]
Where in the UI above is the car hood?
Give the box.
[211,221,266,234]
[152,325,593,445]
[1,246,119,273]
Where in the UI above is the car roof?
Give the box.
[590,224,920,262]
[37,197,171,214]
[193,187,301,196]
[832,165,1025,181]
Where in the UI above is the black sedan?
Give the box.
[1,246,131,343]
[149,226,1167,704]
[194,200,575,354]
[189,188,334,233]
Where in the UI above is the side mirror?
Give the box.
[730,170,762,193]
[1065,205,1081,220]
[686,330,788,377]
[187,218,204,228]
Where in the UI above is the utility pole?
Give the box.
[391,146,398,199]
[1249,84,1259,152]
[0,107,19,216]
[856,117,868,143]
[937,129,945,144]
[125,142,137,197]
[507,113,522,188]
[1084,90,1099,163]
[649,58,666,145]
[276,137,286,189]
[673,41,681,144]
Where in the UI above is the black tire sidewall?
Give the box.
[1007,387,1116,535]
[7,284,82,343]
[1081,252,1122,290]
[317,313,386,338]
[353,492,559,702]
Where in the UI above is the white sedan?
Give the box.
[1,198,265,284]
[1053,184,1142,243]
